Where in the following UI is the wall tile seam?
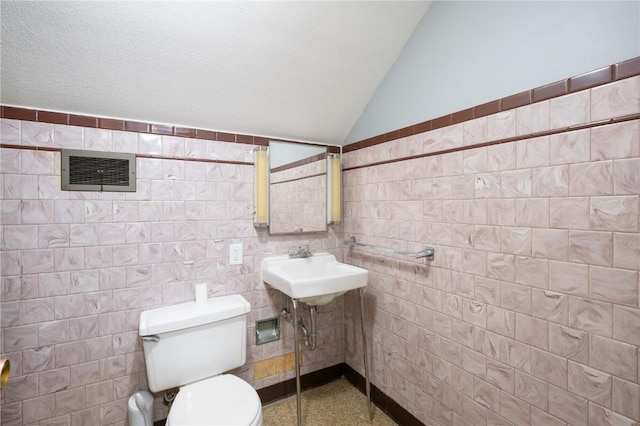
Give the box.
[374,364,518,415]
[352,314,636,418]
[370,328,639,393]
[349,268,636,336]
[341,182,637,224]
[374,287,614,324]
[362,270,636,316]
[343,113,640,172]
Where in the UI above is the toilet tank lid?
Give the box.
[139,294,250,336]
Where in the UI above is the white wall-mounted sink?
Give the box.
[261,252,368,305]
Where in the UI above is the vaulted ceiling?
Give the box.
[1,1,431,145]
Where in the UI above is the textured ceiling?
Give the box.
[1,1,431,145]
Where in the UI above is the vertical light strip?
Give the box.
[327,154,341,224]
[254,147,269,226]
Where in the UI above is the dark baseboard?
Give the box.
[343,364,424,426]
[257,363,347,404]
[155,362,424,426]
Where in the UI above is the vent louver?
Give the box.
[61,149,136,192]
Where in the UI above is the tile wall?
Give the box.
[0,122,344,425]
[343,74,640,425]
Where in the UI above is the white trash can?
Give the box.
[128,391,154,426]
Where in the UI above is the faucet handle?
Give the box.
[289,246,300,257]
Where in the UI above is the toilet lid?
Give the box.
[168,374,262,425]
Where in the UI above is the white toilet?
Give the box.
[139,294,263,426]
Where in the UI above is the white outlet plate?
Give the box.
[229,242,243,265]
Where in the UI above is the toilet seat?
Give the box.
[166,374,262,426]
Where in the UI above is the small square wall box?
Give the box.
[255,317,280,345]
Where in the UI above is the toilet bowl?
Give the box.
[139,294,263,426]
[167,375,262,426]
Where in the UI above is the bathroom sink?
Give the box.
[261,252,368,305]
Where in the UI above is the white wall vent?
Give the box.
[61,149,136,192]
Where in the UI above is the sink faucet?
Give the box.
[289,245,313,259]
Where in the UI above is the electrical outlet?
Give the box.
[229,242,243,265]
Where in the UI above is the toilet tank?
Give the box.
[139,294,250,393]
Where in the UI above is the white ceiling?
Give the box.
[1,1,431,145]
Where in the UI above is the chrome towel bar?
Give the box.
[344,235,435,261]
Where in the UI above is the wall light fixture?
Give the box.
[327,153,341,224]
[254,146,269,227]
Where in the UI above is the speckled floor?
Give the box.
[262,378,398,426]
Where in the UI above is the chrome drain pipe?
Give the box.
[281,305,318,351]
[305,306,318,351]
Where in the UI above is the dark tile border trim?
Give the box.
[344,113,640,172]
[4,57,637,156]
[0,107,342,153]
[343,55,640,153]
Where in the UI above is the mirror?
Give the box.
[268,141,328,234]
